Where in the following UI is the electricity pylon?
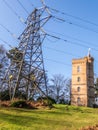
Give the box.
[2,6,51,100]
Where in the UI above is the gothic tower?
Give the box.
[71,52,94,107]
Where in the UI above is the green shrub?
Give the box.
[38,97,56,104]
[47,97,56,104]
[37,96,56,108]
[0,90,10,101]
[10,100,33,109]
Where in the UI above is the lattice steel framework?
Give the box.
[2,7,51,100]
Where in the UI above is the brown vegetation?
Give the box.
[80,124,98,130]
[0,99,51,109]
[0,100,11,107]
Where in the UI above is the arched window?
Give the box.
[77,87,80,92]
[77,66,80,72]
[77,77,80,82]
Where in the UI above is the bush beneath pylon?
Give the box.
[10,100,36,109]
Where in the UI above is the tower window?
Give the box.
[77,87,80,92]
[77,77,80,82]
[77,97,81,104]
[77,66,80,72]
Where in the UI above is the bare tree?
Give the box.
[65,78,71,103]
[0,44,8,100]
[50,74,68,103]
[0,44,8,80]
[0,45,6,68]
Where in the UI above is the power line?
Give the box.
[44,57,72,67]
[1,34,98,64]
[44,57,98,76]
[45,29,98,47]
[0,37,71,66]
[28,0,35,8]
[1,1,98,49]
[0,36,96,63]
[6,0,98,36]
[0,35,84,61]
[17,0,29,15]
[1,0,98,50]
[0,23,19,42]
[52,16,98,34]
[48,6,98,28]
[43,45,98,65]
[44,45,98,63]
[1,36,98,77]
[43,46,81,57]
[1,2,98,79]
[0,38,13,48]
[0,2,98,66]
[46,33,98,52]
[3,0,26,25]
[52,15,66,23]
[0,21,98,56]
[1,40,98,75]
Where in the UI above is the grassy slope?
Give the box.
[0,105,98,130]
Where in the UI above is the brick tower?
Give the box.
[71,51,95,107]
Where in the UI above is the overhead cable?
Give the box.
[46,33,98,52]
[45,29,98,47]
[44,57,72,67]
[3,0,26,25]
[0,23,19,41]
[48,6,98,27]
[52,15,98,34]
[17,0,29,15]
[43,46,81,57]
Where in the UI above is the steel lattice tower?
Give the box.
[2,7,51,100]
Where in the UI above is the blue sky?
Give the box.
[0,0,98,79]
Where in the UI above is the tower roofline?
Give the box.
[72,56,94,64]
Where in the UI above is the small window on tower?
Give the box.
[77,97,81,104]
[77,66,80,72]
[77,77,80,82]
[77,87,80,92]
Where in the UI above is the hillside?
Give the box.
[0,105,98,130]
